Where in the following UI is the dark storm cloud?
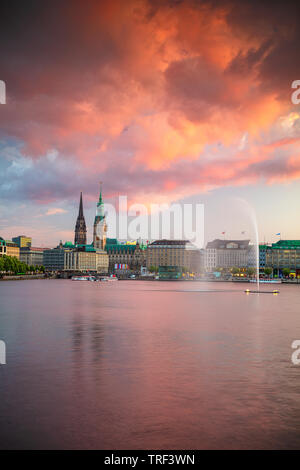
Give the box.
[0,0,300,211]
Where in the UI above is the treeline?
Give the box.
[0,255,45,274]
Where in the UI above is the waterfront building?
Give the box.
[19,247,46,266]
[4,240,20,259]
[205,239,250,271]
[12,235,32,248]
[43,241,109,273]
[105,239,147,272]
[259,244,268,270]
[93,184,107,250]
[146,239,202,273]
[43,243,70,271]
[74,192,87,245]
[265,240,300,277]
[0,237,6,257]
[247,244,257,268]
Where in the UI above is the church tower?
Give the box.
[93,183,107,250]
[74,192,87,245]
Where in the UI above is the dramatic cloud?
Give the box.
[0,0,300,238]
[45,208,68,216]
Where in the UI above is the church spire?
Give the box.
[97,182,103,207]
[93,182,107,250]
[78,191,84,217]
[74,192,87,245]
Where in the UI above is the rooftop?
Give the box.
[270,240,300,249]
[149,239,189,246]
[206,239,250,249]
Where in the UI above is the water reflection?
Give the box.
[0,279,300,449]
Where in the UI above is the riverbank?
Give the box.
[0,274,47,281]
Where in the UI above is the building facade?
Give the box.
[205,239,250,271]
[43,242,109,273]
[259,244,268,270]
[265,240,300,277]
[12,235,32,248]
[147,239,202,273]
[19,247,46,266]
[105,239,147,272]
[5,240,20,259]
[0,237,6,257]
[74,192,87,245]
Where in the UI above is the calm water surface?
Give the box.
[0,279,300,449]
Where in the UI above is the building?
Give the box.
[4,240,20,259]
[259,244,268,270]
[19,247,46,266]
[247,245,257,268]
[265,240,300,277]
[43,243,70,271]
[93,184,107,250]
[74,192,87,245]
[12,235,32,248]
[0,237,6,257]
[43,242,109,273]
[65,246,109,273]
[146,239,202,273]
[205,239,250,271]
[0,237,20,259]
[105,239,147,272]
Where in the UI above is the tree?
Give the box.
[3,255,13,273]
[246,267,256,278]
[231,267,240,275]
[282,268,291,278]
[264,267,272,276]
[149,265,158,273]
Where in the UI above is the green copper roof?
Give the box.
[106,244,136,253]
[106,238,118,245]
[63,241,74,247]
[271,240,300,249]
[97,186,103,207]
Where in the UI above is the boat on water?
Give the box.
[71,275,118,282]
[99,276,118,282]
[250,279,281,284]
[71,276,95,281]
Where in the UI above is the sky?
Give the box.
[0,0,300,247]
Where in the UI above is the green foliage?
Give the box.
[0,255,31,274]
[148,265,158,273]
[231,267,240,275]
[282,268,291,277]
[246,267,256,277]
[264,267,272,276]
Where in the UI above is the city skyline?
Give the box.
[1,0,300,245]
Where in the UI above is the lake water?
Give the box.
[0,279,300,449]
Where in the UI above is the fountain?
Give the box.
[234,198,279,295]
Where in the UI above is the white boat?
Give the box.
[98,276,118,282]
[71,276,95,281]
[71,276,89,281]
